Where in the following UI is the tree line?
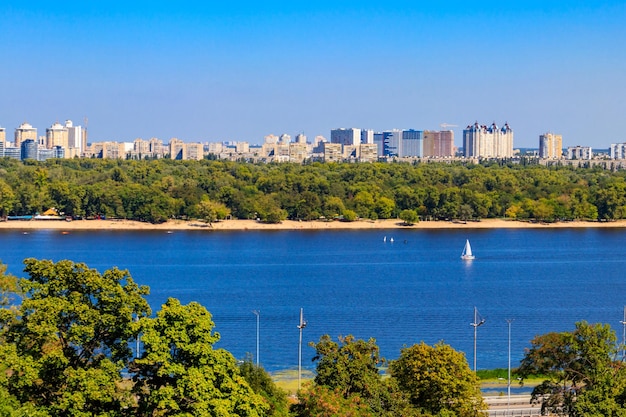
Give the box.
[1,158,626,223]
[3,259,626,416]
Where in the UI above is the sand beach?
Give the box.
[1,218,625,232]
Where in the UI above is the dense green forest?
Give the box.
[0,158,625,223]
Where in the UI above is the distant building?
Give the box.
[359,143,378,162]
[401,129,423,157]
[423,130,455,157]
[539,133,563,159]
[374,130,402,158]
[463,122,513,158]
[289,142,308,163]
[361,129,374,144]
[14,122,37,148]
[20,139,38,160]
[323,143,343,162]
[169,138,185,160]
[46,122,69,153]
[295,133,307,144]
[567,146,592,160]
[331,128,362,146]
[0,126,5,145]
[65,120,85,157]
[609,143,626,159]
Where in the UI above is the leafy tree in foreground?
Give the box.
[239,356,290,417]
[518,321,626,417]
[133,298,268,417]
[389,341,486,417]
[292,335,420,417]
[0,258,150,416]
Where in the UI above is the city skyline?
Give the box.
[1,2,624,147]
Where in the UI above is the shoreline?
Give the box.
[1,218,626,231]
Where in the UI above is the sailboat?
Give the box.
[461,239,475,260]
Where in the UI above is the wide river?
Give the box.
[2,227,625,373]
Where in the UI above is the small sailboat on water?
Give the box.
[461,239,475,260]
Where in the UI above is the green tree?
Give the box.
[193,197,231,223]
[399,209,419,226]
[0,258,150,416]
[133,298,268,417]
[389,341,486,417]
[518,321,626,417]
[239,356,289,417]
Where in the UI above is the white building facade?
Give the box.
[463,122,513,158]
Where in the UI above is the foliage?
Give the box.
[0,258,269,417]
[132,298,268,417]
[399,209,419,225]
[1,158,626,223]
[293,335,420,417]
[0,258,150,416]
[239,356,290,417]
[389,341,486,417]
[518,321,626,417]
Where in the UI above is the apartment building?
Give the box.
[539,133,563,159]
[463,122,513,158]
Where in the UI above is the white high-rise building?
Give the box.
[463,122,513,158]
[610,143,626,159]
[65,120,85,157]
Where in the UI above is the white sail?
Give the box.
[461,239,475,260]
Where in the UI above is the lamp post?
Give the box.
[620,306,626,360]
[297,308,307,391]
[252,310,260,367]
[506,318,514,416]
[470,306,485,372]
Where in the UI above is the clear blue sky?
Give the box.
[1,1,624,148]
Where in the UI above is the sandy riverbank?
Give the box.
[1,218,625,231]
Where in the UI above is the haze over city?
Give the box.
[1,1,624,148]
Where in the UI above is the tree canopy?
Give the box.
[292,334,485,417]
[1,158,626,223]
[518,321,626,417]
[0,259,275,417]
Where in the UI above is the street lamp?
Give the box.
[620,306,626,360]
[470,306,485,372]
[252,310,260,367]
[506,318,514,416]
[297,308,307,391]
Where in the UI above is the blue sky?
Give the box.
[1,1,624,148]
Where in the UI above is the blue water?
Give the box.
[2,227,626,374]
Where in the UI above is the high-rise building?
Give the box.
[423,130,455,157]
[539,133,563,159]
[361,129,374,144]
[46,122,69,153]
[463,122,513,158]
[14,122,37,148]
[65,120,85,156]
[331,128,362,146]
[169,138,185,160]
[610,143,626,159]
[20,139,38,160]
[374,130,402,157]
[401,129,423,157]
[0,126,5,145]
